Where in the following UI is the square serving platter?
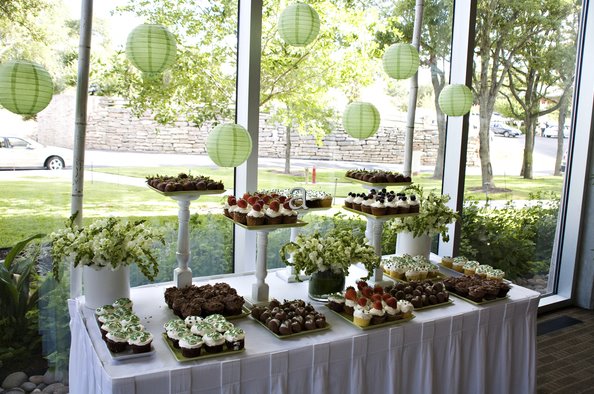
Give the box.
[249,315,331,339]
[324,305,415,330]
[93,320,156,362]
[342,206,419,220]
[148,185,224,197]
[223,215,308,230]
[162,334,245,362]
[448,292,510,306]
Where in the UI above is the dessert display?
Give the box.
[163,314,245,361]
[440,256,506,280]
[344,189,420,217]
[382,255,441,281]
[164,283,246,319]
[146,173,225,192]
[383,280,452,310]
[94,299,154,357]
[224,192,301,226]
[250,299,329,337]
[327,281,415,329]
[443,275,511,304]
[345,169,411,184]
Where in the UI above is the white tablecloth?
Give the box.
[68,266,540,394]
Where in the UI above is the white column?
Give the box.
[438,0,476,257]
[234,0,263,273]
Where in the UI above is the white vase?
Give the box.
[395,231,432,259]
[83,265,130,309]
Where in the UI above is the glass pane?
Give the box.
[255,0,452,269]
[461,0,581,294]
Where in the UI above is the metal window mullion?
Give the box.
[234,0,262,273]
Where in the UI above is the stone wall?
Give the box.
[36,93,480,167]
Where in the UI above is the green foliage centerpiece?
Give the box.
[49,216,164,308]
[280,228,380,301]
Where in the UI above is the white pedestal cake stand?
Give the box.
[149,186,224,288]
[343,179,416,287]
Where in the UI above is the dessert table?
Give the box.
[68,264,539,394]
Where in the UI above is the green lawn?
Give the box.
[0,168,562,248]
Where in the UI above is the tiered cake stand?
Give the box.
[149,186,224,288]
[344,179,415,286]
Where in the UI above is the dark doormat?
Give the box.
[537,316,582,336]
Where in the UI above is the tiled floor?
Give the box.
[537,307,594,394]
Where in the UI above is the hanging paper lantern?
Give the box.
[438,84,473,116]
[126,24,177,74]
[206,123,253,167]
[342,102,381,139]
[278,3,320,47]
[382,43,420,80]
[0,60,53,115]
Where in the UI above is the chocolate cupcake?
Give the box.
[203,332,225,353]
[467,286,486,302]
[224,328,245,350]
[105,330,128,353]
[223,295,245,316]
[128,331,153,354]
[179,333,203,358]
[202,300,225,317]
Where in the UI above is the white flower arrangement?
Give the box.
[49,216,165,281]
[389,185,459,242]
[280,228,380,280]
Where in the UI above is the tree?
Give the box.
[98,0,379,173]
[502,0,578,179]
[375,0,452,179]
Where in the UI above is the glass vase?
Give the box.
[308,269,345,302]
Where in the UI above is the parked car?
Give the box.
[490,123,522,138]
[0,136,72,170]
[561,150,567,173]
[543,125,569,139]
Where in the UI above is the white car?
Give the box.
[543,125,569,138]
[0,136,72,170]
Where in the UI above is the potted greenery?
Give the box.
[49,216,164,309]
[280,228,380,301]
[389,185,459,258]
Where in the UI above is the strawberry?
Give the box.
[279,195,287,203]
[257,199,266,207]
[242,192,251,200]
[371,294,382,303]
[357,297,368,308]
[271,193,279,198]
[372,300,383,310]
[356,280,368,291]
[227,195,236,205]
[228,197,237,206]
[345,287,357,300]
[237,199,248,209]
[248,196,258,206]
[269,200,280,212]
[382,293,391,302]
[263,195,272,204]
[252,203,262,212]
[361,287,373,298]
[373,285,383,295]
[386,297,398,308]
[283,201,292,210]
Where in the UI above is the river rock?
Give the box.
[41,372,54,386]
[5,389,25,394]
[55,387,68,394]
[31,390,41,394]
[20,382,36,392]
[28,377,43,386]
[41,383,63,393]
[3,372,28,389]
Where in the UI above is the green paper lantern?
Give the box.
[0,60,53,115]
[342,102,381,139]
[206,123,253,167]
[126,24,177,74]
[278,3,320,47]
[438,84,473,116]
[382,43,420,80]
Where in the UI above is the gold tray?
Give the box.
[148,184,224,197]
[162,333,244,362]
[249,315,331,339]
[449,292,510,306]
[223,215,308,230]
[346,178,412,188]
[324,305,415,330]
[343,206,419,220]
